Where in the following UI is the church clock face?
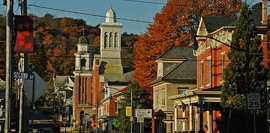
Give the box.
[82,46,87,51]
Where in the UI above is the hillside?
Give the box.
[0,13,138,88]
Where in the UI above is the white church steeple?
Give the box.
[99,6,123,74]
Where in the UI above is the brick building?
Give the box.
[169,2,267,133]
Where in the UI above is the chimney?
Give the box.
[261,0,267,25]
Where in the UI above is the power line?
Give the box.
[121,0,166,5]
[121,0,270,9]
[28,4,153,24]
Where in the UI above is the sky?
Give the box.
[26,0,166,34]
[0,0,268,35]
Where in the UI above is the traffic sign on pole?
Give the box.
[247,93,260,110]
[135,109,152,118]
[137,115,144,123]
[112,119,121,128]
[126,106,132,116]
[91,122,98,129]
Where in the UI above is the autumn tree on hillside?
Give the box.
[121,32,138,68]
[133,0,242,86]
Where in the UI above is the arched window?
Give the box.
[109,32,113,48]
[104,32,107,48]
[114,32,118,47]
[81,58,86,67]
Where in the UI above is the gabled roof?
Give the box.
[54,75,74,88]
[201,2,265,33]
[149,46,197,85]
[157,46,195,60]
[202,16,236,33]
[251,2,265,26]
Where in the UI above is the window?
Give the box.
[221,52,225,81]
[81,58,86,67]
[207,56,212,86]
[114,33,118,47]
[109,32,113,47]
[157,62,163,77]
[200,61,204,87]
[155,91,159,108]
[104,32,107,48]
[177,87,188,94]
[162,90,165,106]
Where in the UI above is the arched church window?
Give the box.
[109,32,113,48]
[104,32,107,48]
[114,32,118,47]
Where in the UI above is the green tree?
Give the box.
[220,2,268,133]
[116,81,152,132]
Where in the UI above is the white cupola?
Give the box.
[105,7,116,23]
[74,35,92,71]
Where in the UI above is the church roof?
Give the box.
[78,35,89,44]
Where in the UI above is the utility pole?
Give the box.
[130,87,133,133]
[5,0,13,132]
[18,0,28,133]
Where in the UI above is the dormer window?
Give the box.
[177,87,188,94]
[157,61,181,77]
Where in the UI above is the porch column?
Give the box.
[198,100,204,133]
[189,105,193,131]
[174,107,178,131]
[207,103,212,133]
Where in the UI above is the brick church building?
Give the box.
[72,7,133,130]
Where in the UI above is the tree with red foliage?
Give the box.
[133,0,242,86]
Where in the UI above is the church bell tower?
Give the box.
[73,35,94,127]
[99,7,123,74]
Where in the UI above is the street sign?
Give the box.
[130,116,133,121]
[137,115,144,123]
[135,109,152,118]
[155,109,166,121]
[23,72,49,104]
[112,119,121,128]
[247,93,261,110]
[126,106,132,116]
[91,122,98,129]
[13,71,34,80]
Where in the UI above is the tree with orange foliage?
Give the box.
[133,0,242,86]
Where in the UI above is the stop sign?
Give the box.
[91,122,98,129]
